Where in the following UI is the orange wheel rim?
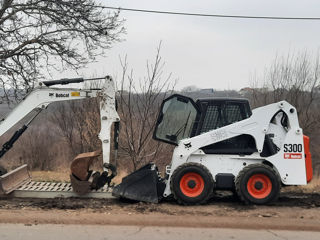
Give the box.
[247,174,272,199]
[180,172,204,197]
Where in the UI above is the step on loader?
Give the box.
[113,94,313,205]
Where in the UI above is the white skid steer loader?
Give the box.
[113,94,312,205]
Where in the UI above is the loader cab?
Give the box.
[153,94,200,145]
[192,97,252,137]
[153,94,252,147]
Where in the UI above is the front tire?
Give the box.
[170,163,214,205]
[236,164,280,204]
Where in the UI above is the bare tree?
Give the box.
[249,51,320,133]
[15,124,55,170]
[49,102,77,154]
[49,97,101,158]
[117,43,175,171]
[49,44,176,173]
[0,0,124,103]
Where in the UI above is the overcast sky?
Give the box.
[61,0,320,90]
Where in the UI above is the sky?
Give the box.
[58,0,320,91]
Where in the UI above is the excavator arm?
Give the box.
[0,76,119,195]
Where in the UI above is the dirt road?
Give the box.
[1,224,320,240]
[0,191,320,231]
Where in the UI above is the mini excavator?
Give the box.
[0,76,119,195]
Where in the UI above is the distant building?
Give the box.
[239,87,254,96]
[199,88,214,94]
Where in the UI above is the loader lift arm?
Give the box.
[0,76,120,195]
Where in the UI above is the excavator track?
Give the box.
[9,181,114,199]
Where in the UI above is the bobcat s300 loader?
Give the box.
[113,94,312,205]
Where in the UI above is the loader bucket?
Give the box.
[0,164,31,195]
[112,163,166,203]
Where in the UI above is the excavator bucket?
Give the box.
[70,151,100,195]
[0,164,31,195]
[112,163,166,203]
[71,151,100,181]
[70,150,116,195]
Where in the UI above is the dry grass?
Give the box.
[111,170,128,185]
[282,176,320,193]
[30,170,128,184]
[296,176,320,193]
[31,171,70,183]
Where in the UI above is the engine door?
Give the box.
[153,94,200,145]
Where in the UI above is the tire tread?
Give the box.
[170,162,214,205]
[235,163,280,205]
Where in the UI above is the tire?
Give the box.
[235,163,280,205]
[0,165,7,176]
[170,162,214,205]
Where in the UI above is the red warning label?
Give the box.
[284,153,302,159]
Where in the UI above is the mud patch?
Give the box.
[0,191,319,215]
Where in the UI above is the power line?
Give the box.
[101,6,320,21]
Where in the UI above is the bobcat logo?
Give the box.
[184,142,192,149]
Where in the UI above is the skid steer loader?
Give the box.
[0,76,119,195]
[113,94,312,205]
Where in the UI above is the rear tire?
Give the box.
[170,163,214,205]
[236,164,280,205]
